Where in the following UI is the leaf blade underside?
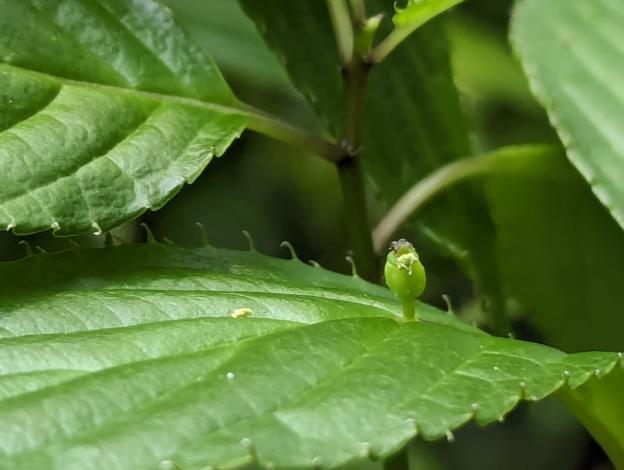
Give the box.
[511,0,624,229]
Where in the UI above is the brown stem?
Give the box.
[335,16,377,281]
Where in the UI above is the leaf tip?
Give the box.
[519,381,527,400]
[158,459,180,470]
[441,294,455,315]
[405,417,419,434]
[345,255,359,277]
[242,230,256,252]
[561,370,571,385]
[91,221,103,236]
[140,223,158,244]
[195,222,211,247]
[360,442,374,459]
[280,240,299,261]
[239,437,259,463]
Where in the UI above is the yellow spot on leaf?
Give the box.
[230,307,253,318]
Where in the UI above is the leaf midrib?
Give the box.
[0,316,303,348]
[1,63,246,119]
[0,284,398,308]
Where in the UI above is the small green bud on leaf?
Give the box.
[384,239,426,321]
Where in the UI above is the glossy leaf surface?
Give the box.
[0,0,246,236]
[0,244,619,469]
[394,0,464,28]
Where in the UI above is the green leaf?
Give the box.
[0,0,247,236]
[238,0,344,135]
[238,0,507,331]
[511,0,624,228]
[485,150,624,353]
[394,0,464,30]
[0,244,619,469]
[371,0,466,63]
[447,15,534,110]
[483,148,624,465]
[560,370,624,470]
[161,0,292,91]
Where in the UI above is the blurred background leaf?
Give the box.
[485,151,624,352]
[482,148,624,467]
[163,0,295,100]
[512,0,624,230]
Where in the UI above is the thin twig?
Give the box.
[369,0,465,64]
[242,103,343,162]
[373,145,557,252]
[348,0,366,26]
[326,0,353,65]
[334,7,380,281]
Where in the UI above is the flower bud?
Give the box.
[384,239,426,320]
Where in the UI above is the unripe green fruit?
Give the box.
[384,239,426,321]
[384,252,426,300]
